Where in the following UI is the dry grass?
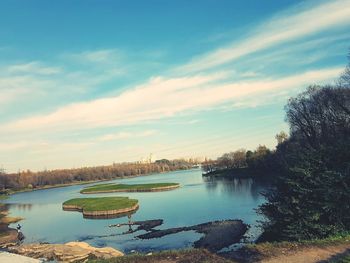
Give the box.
[89,249,236,263]
[1,216,23,224]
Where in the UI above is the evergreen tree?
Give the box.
[259,55,350,241]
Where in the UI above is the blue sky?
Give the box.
[0,0,349,172]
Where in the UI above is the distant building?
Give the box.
[139,153,156,164]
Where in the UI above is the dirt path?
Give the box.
[262,244,350,263]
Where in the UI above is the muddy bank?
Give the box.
[135,219,248,252]
[0,226,17,248]
[9,241,123,262]
[0,204,23,248]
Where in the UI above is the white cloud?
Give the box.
[1,67,342,134]
[0,88,31,105]
[67,49,121,63]
[178,0,350,73]
[0,55,126,112]
[97,130,158,141]
[6,61,62,75]
[0,75,56,108]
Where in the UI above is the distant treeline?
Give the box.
[202,143,281,178]
[0,159,193,191]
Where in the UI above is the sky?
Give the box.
[0,0,349,172]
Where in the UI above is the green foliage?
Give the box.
[245,145,275,174]
[202,146,277,179]
[81,183,179,193]
[259,63,350,242]
[63,197,138,212]
[0,194,8,200]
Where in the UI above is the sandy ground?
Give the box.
[0,252,41,263]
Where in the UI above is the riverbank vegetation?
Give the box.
[0,159,192,192]
[81,183,180,194]
[89,249,233,263]
[87,232,350,263]
[204,52,350,243]
[62,197,138,217]
[88,232,350,263]
[202,145,276,179]
[259,58,350,241]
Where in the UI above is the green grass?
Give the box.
[0,194,8,200]
[241,232,350,261]
[81,183,179,193]
[63,197,138,212]
[253,232,350,249]
[88,249,235,263]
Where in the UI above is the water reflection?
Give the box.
[203,176,262,201]
[8,203,33,211]
[83,210,138,220]
[4,169,268,253]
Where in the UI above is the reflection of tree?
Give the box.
[203,176,266,201]
[203,176,219,193]
[11,203,33,211]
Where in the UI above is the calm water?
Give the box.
[4,168,267,253]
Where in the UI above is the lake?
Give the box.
[4,168,267,253]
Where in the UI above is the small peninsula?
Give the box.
[62,197,138,218]
[80,183,180,194]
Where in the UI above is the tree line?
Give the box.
[0,159,193,192]
[259,60,350,241]
[202,144,278,178]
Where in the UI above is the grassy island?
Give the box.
[80,183,180,194]
[62,197,139,218]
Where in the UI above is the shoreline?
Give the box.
[0,169,191,246]
[0,204,22,248]
[0,169,196,248]
[3,168,194,197]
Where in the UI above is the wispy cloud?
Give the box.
[6,61,62,75]
[0,74,55,109]
[1,67,342,134]
[0,87,31,105]
[97,130,158,141]
[66,49,121,63]
[177,0,350,73]
[0,54,126,113]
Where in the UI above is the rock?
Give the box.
[137,219,248,252]
[9,241,124,262]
